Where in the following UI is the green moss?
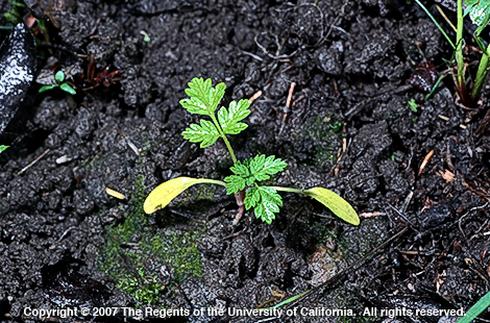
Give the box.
[142,230,204,282]
[98,176,204,305]
[116,270,162,304]
[302,115,341,167]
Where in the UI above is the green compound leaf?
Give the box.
[224,175,247,194]
[0,145,9,153]
[182,119,220,148]
[60,83,76,95]
[305,187,360,225]
[217,99,251,135]
[225,161,254,193]
[248,154,288,182]
[179,78,226,116]
[465,0,490,34]
[224,155,288,194]
[54,70,65,83]
[245,186,283,224]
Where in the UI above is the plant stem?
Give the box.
[195,178,226,187]
[471,43,490,100]
[210,115,238,164]
[414,0,455,48]
[267,186,304,194]
[456,0,466,95]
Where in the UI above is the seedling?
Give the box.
[144,78,359,225]
[407,98,419,113]
[140,30,151,43]
[38,70,76,95]
[0,145,8,153]
[416,0,490,105]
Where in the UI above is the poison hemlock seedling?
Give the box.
[144,78,360,226]
[38,70,76,95]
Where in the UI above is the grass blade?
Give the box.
[457,291,490,323]
[414,0,455,49]
[271,291,309,309]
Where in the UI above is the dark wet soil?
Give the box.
[0,0,489,322]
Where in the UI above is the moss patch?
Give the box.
[98,176,204,304]
[300,115,342,168]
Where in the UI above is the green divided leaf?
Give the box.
[248,154,287,181]
[305,187,360,225]
[60,83,76,95]
[224,154,287,194]
[217,99,251,135]
[182,119,220,148]
[0,145,9,153]
[244,186,283,224]
[457,291,490,323]
[179,78,226,116]
[224,175,247,194]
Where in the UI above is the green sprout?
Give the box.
[140,30,151,43]
[144,78,359,226]
[0,145,8,153]
[407,98,419,113]
[416,0,490,105]
[38,70,77,95]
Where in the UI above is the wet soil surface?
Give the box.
[0,0,489,322]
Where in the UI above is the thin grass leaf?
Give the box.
[457,291,490,323]
[271,291,309,309]
[414,0,456,49]
[425,73,448,100]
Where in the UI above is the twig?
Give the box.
[418,149,435,176]
[435,5,457,32]
[279,82,296,134]
[241,50,264,62]
[17,149,51,175]
[457,202,489,239]
[249,90,263,103]
[359,211,386,218]
[388,203,420,233]
[126,139,140,156]
[105,187,127,200]
[333,138,348,176]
